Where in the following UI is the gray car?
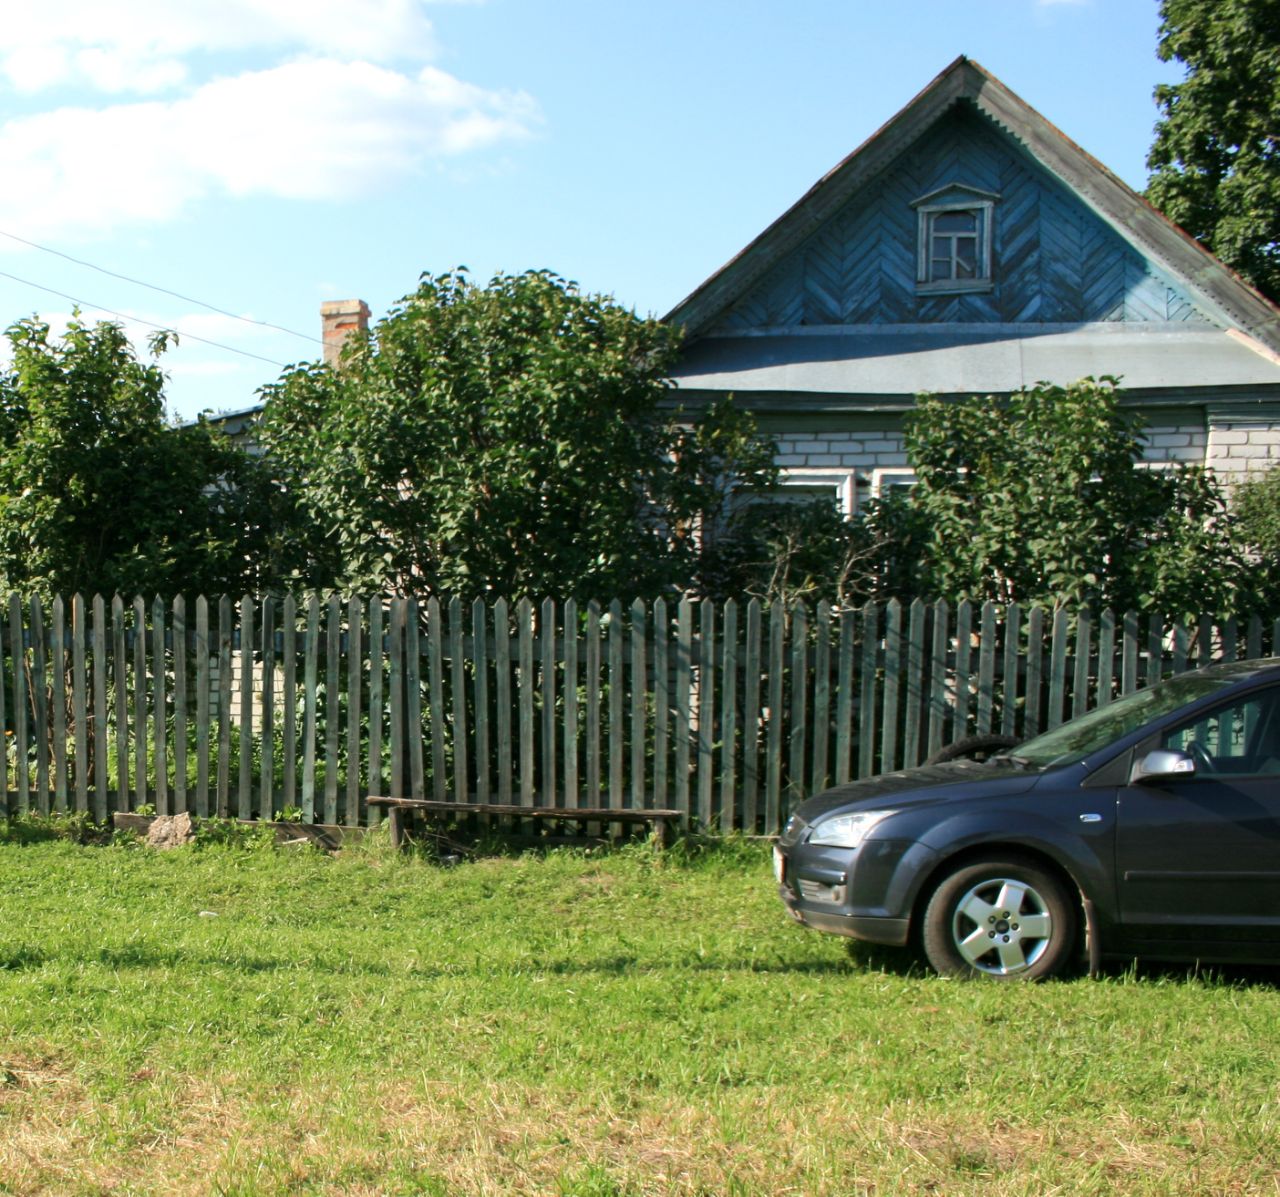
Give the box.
[774,658,1280,979]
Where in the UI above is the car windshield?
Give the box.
[1003,670,1239,769]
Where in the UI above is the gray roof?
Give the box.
[672,323,1280,403]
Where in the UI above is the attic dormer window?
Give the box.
[912,184,999,294]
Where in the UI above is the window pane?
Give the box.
[1161,688,1280,776]
[933,210,977,233]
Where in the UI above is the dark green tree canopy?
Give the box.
[0,315,286,598]
[1146,0,1280,303]
[258,270,777,600]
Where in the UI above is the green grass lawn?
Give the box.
[1,822,1278,1196]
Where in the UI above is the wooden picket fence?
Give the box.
[0,593,1276,835]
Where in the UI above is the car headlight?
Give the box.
[807,809,897,849]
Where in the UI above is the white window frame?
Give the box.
[869,467,917,500]
[911,184,999,295]
[776,468,858,518]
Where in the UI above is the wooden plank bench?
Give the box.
[366,797,683,849]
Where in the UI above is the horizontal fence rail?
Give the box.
[0,594,1276,835]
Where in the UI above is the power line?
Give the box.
[0,268,291,368]
[0,227,323,346]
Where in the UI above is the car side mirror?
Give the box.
[1130,748,1196,785]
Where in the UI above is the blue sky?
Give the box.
[0,0,1181,420]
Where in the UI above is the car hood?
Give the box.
[785,760,1043,836]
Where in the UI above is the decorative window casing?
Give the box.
[870,468,917,501]
[911,184,999,294]
[777,468,858,518]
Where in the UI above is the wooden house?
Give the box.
[666,56,1280,513]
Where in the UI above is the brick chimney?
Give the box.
[321,299,370,367]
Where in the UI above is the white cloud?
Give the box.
[0,59,538,240]
[0,0,444,93]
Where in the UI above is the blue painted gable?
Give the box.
[711,105,1216,332]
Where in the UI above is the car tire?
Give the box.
[921,856,1078,980]
[923,734,1020,765]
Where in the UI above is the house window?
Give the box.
[911,184,999,294]
[777,468,858,518]
[870,468,917,501]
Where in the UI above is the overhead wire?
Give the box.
[0,227,323,347]
[0,267,291,368]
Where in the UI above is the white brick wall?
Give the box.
[1206,421,1280,480]
[1136,423,1207,464]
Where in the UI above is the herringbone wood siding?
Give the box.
[713,108,1216,333]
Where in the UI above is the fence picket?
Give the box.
[903,598,926,765]
[858,602,878,779]
[1097,608,1115,709]
[130,596,145,813]
[344,596,360,824]
[260,597,275,820]
[835,605,854,784]
[880,599,902,772]
[73,595,89,812]
[699,599,717,827]
[608,600,624,811]
[387,597,404,802]
[631,599,647,813]
[653,598,670,815]
[111,596,126,812]
[217,596,233,817]
[1048,607,1069,730]
[10,595,29,813]
[475,598,493,805]
[52,596,67,813]
[495,598,513,805]
[173,596,188,814]
[541,598,557,806]
[765,603,784,833]
[518,598,535,806]
[92,595,107,820]
[676,599,693,826]
[1022,607,1045,737]
[927,599,949,760]
[812,601,830,796]
[324,595,340,824]
[954,600,973,736]
[195,597,210,817]
[450,596,467,804]
[240,596,255,820]
[721,598,739,829]
[303,595,322,816]
[976,602,997,735]
[1121,609,1138,696]
[367,599,384,817]
[1001,603,1021,736]
[407,600,426,803]
[1072,607,1092,720]
[152,596,167,816]
[584,601,601,809]
[742,599,762,825]
[281,595,298,817]
[33,597,49,813]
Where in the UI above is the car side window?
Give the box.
[1161,687,1280,777]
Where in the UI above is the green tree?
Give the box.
[258,269,777,600]
[898,378,1247,617]
[1233,465,1280,607]
[1146,0,1280,303]
[0,314,287,597]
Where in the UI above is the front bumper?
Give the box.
[775,835,937,947]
